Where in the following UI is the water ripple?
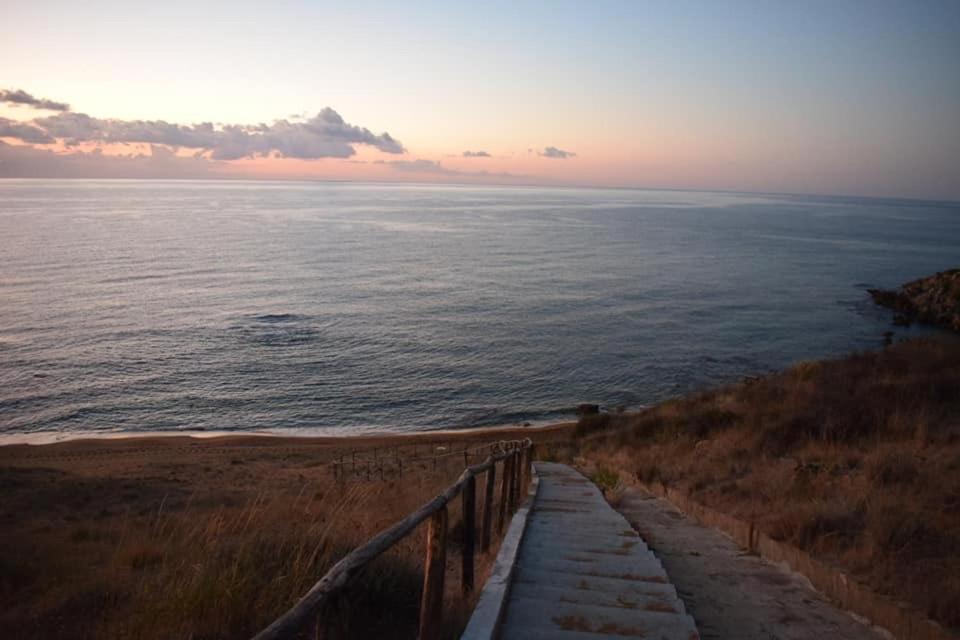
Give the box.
[1,181,957,437]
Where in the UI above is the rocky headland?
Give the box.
[869,268,960,331]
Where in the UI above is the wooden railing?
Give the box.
[253,438,535,640]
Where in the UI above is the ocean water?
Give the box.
[1,180,957,439]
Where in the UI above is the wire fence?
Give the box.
[327,439,519,482]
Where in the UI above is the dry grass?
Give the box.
[0,427,571,640]
[576,335,960,631]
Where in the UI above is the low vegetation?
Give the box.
[0,430,568,639]
[575,335,960,631]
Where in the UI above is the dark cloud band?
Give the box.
[0,89,405,161]
[0,89,70,112]
[0,118,55,144]
[540,146,575,159]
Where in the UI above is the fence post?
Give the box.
[515,448,522,501]
[462,475,476,595]
[506,454,517,515]
[516,450,524,506]
[419,506,448,640]
[498,456,511,533]
[529,444,536,486]
[511,451,520,511]
[314,592,346,640]
[481,463,495,552]
[520,448,527,494]
[520,446,528,492]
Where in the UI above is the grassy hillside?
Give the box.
[574,335,960,631]
[0,428,571,640]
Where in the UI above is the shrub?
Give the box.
[590,468,620,493]
[574,413,613,438]
[577,335,960,630]
[867,450,919,486]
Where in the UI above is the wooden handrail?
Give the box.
[253,439,533,640]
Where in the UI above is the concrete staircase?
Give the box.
[498,462,699,640]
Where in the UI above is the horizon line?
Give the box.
[1,176,957,207]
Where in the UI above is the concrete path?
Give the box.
[499,463,700,639]
[617,488,889,640]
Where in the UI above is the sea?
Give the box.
[1,180,957,441]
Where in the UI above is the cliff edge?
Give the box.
[869,268,960,332]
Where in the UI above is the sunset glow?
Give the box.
[2,1,959,199]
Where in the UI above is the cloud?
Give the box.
[539,146,575,159]
[0,140,219,179]
[0,118,55,144]
[462,150,490,157]
[26,108,405,160]
[0,88,70,112]
[0,90,405,162]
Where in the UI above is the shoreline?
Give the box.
[0,419,578,448]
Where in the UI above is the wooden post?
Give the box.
[527,444,535,488]
[517,448,524,493]
[505,453,514,514]
[462,475,476,595]
[481,464,495,552]
[463,447,468,467]
[512,451,522,510]
[315,593,347,640]
[519,449,525,497]
[419,506,447,640]
[351,449,356,474]
[512,450,520,508]
[398,458,403,478]
[507,452,515,511]
[499,455,512,531]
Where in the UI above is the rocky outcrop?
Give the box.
[869,269,960,332]
[576,403,600,416]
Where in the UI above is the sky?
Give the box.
[1,0,959,200]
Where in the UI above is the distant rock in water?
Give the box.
[576,403,600,416]
[868,269,960,332]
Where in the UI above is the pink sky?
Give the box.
[1,2,958,200]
